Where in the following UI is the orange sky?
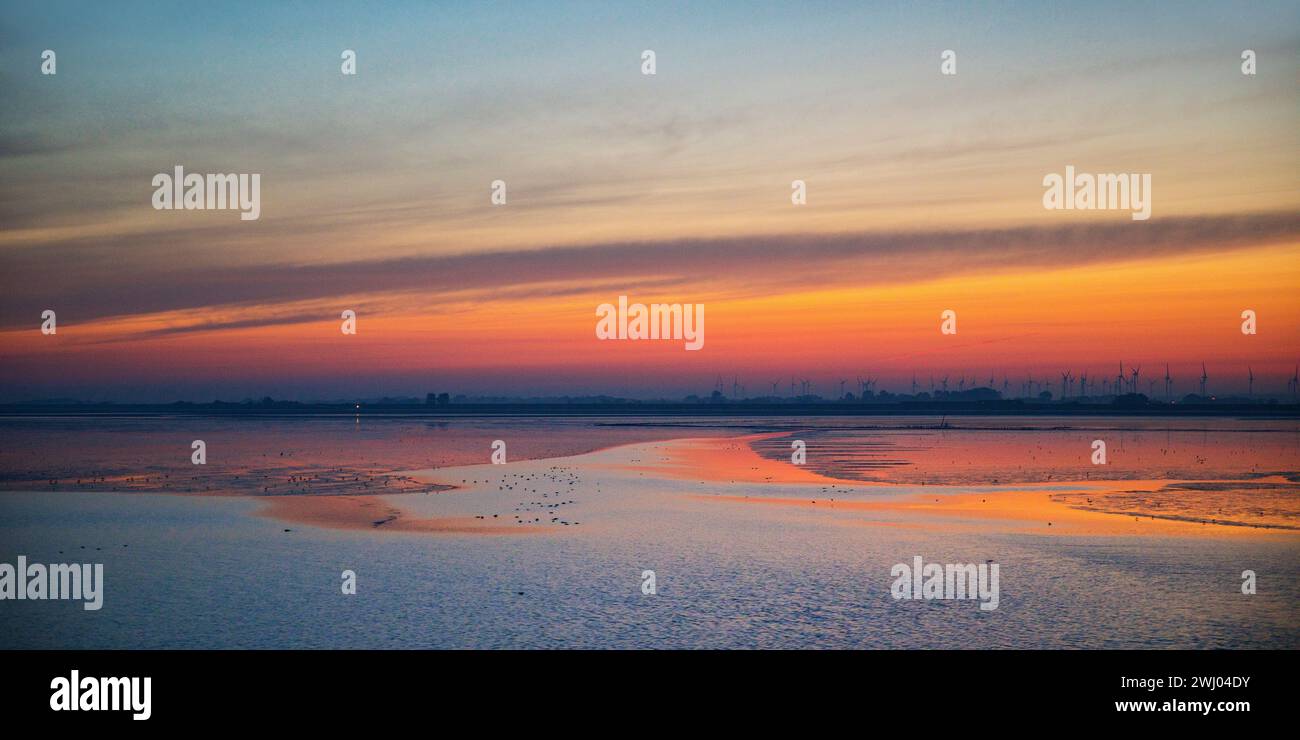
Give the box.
[1,3,1297,400]
[4,239,1295,400]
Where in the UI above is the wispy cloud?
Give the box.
[3,211,1295,335]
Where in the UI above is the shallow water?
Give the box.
[745,416,1300,484]
[1,414,1297,649]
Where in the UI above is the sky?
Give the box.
[1,1,1297,401]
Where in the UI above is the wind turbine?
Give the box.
[1116,363,1125,396]
[911,374,919,395]
[1130,365,1141,395]
[1164,363,1172,400]
[771,380,781,396]
[839,379,847,398]
[941,375,949,394]
[1078,372,1088,397]
[1289,365,1299,399]
[1061,371,1073,398]
[1248,367,1254,397]
[1200,363,1208,396]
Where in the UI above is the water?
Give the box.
[1,414,1297,648]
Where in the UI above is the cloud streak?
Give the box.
[2,211,1296,335]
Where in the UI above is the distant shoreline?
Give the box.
[1,400,1296,418]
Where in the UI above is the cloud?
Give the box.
[2,210,1296,334]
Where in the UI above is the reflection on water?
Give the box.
[0,414,731,496]
[0,414,1297,649]
[745,416,1300,530]
[747,416,1300,485]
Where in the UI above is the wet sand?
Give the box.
[254,494,549,534]
[4,415,1293,539]
[253,431,1299,540]
[616,433,857,485]
[4,418,1298,649]
[657,434,1299,538]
